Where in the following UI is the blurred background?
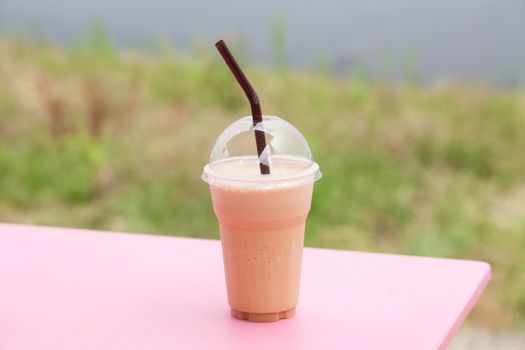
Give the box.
[1,0,524,347]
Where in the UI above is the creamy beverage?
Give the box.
[205,156,318,321]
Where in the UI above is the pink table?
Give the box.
[0,224,490,350]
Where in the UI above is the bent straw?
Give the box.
[215,40,270,175]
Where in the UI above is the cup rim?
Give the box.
[202,155,321,188]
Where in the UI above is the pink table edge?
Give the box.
[436,260,490,349]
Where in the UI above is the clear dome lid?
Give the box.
[202,115,321,188]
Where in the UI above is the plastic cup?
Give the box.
[202,116,321,322]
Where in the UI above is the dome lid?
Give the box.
[202,115,321,188]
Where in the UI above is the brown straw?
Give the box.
[215,40,270,175]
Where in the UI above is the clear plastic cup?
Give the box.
[202,115,321,322]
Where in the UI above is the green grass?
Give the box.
[0,35,525,329]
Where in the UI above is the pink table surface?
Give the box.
[0,223,490,350]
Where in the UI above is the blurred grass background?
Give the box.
[0,29,524,330]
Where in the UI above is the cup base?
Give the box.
[231,307,296,322]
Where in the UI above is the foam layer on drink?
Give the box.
[203,155,320,188]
